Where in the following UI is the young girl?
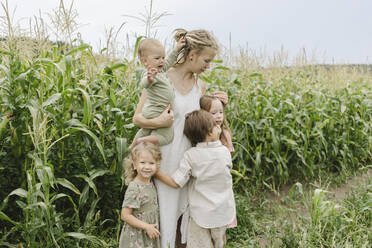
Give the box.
[156,110,236,248]
[119,142,162,248]
[200,95,234,153]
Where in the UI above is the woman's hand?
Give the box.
[157,105,174,128]
[211,91,228,105]
[144,223,160,239]
[133,91,174,129]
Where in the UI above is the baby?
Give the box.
[129,37,185,150]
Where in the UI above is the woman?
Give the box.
[133,28,227,248]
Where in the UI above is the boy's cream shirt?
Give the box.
[172,140,236,228]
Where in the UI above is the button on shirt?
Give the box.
[172,141,236,228]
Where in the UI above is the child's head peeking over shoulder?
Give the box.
[184,109,221,146]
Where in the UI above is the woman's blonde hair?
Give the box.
[173,28,218,64]
[124,142,162,185]
[200,95,231,145]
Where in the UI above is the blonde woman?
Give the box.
[133,28,228,248]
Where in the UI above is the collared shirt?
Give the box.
[172,140,236,228]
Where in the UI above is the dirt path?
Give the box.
[329,168,372,202]
[268,168,372,202]
[258,168,372,247]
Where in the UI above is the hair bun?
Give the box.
[173,28,188,42]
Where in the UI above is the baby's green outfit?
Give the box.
[118,181,160,248]
[134,50,178,146]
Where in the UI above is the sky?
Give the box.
[4,0,372,64]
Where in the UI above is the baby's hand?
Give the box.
[145,224,160,240]
[147,68,158,83]
[158,105,174,127]
[175,36,186,52]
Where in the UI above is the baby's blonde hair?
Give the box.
[137,38,163,60]
[173,28,218,63]
[124,142,162,185]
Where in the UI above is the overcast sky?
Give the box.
[5,0,372,64]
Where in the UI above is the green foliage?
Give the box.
[1,37,372,247]
[202,67,372,190]
[0,42,136,246]
[227,178,371,247]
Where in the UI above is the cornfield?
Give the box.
[1,1,372,247]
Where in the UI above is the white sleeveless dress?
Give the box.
[154,80,202,248]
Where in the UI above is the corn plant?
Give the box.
[2,2,372,245]
[202,67,372,191]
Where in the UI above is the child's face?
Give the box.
[142,45,166,72]
[209,99,224,127]
[134,150,158,183]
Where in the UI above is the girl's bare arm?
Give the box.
[133,90,174,129]
[121,207,160,239]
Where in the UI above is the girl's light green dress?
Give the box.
[119,181,160,248]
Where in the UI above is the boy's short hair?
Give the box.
[137,38,163,59]
[184,109,215,146]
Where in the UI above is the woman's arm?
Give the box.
[133,90,174,129]
[121,207,160,239]
[155,172,180,188]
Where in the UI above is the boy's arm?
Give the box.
[156,151,192,189]
[155,172,180,188]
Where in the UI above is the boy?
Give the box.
[156,110,236,248]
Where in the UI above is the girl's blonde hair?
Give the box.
[173,28,218,64]
[124,142,162,185]
[200,95,231,145]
